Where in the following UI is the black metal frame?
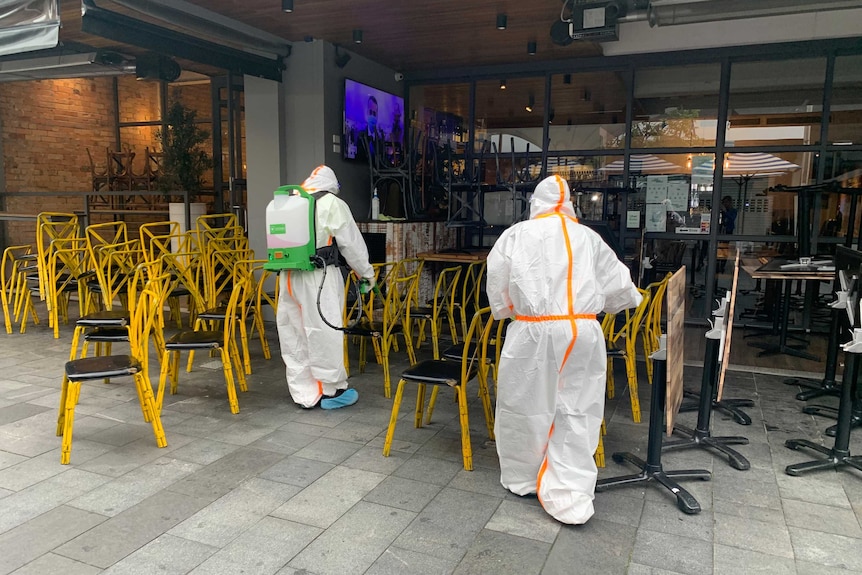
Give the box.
[596,353,712,514]
[405,37,862,325]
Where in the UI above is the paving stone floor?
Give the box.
[1,314,862,574]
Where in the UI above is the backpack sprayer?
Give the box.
[264,185,380,330]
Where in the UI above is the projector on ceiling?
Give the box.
[568,1,621,42]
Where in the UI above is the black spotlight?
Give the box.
[135,52,181,82]
[527,41,537,55]
[352,29,363,44]
[282,0,293,13]
[496,14,507,30]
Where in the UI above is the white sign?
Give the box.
[626,210,641,229]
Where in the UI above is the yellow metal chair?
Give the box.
[70,244,145,363]
[1,245,33,334]
[43,238,94,339]
[56,265,170,464]
[641,273,671,385]
[139,221,181,259]
[605,288,651,423]
[411,265,462,359]
[342,268,419,398]
[142,230,199,328]
[454,261,486,343]
[187,247,264,375]
[383,306,496,471]
[157,255,250,414]
[35,212,79,303]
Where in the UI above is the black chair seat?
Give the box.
[84,327,130,342]
[442,343,477,361]
[412,305,434,317]
[165,330,221,349]
[341,317,384,337]
[401,359,479,385]
[169,286,191,297]
[65,355,140,380]
[606,346,626,357]
[76,310,129,327]
[197,306,227,320]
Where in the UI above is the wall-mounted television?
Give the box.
[342,78,404,161]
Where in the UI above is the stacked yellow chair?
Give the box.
[157,253,251,414]
[640,273,672,385]
[410,264,462,360]
[604,288,651,423]
[342,264,419,398]
[57,263,170,464]
[1,245,34,334]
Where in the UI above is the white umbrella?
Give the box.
[600,154,683,174]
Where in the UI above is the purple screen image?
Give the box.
[343,78,404,160]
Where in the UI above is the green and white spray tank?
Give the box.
[264,185,318,272]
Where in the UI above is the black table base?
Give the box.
[786,351,862,477]
[784,307,845,401]
[663,337,750,470]
[680,389,754,426]
[597,356,711,514]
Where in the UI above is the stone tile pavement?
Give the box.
[1,315,862,574]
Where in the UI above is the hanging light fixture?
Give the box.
[525,94,535,113]
[352,29,363,44]
[281,0,293,13]
[496,14,507,30]
[499,79,507,90]
[527,41,537,55]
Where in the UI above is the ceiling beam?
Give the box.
[81,0,284,81]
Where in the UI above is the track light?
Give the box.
[352,29,363,44]
[527,41,537,55]
[496,13,507,30]
[526,94,535,113]
[281,0,293,13]
[499,79,506,90]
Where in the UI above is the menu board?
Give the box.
[666,266,686,435]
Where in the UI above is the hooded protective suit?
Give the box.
[276,165,375,408]
[486,175,642,524]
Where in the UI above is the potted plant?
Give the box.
[156,93,212,233]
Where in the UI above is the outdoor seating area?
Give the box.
[0,211,861,572]
[2,270,862,573]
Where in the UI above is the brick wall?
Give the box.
[0,76,214,249]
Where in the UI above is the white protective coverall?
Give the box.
[276,165,375,408]
[486,174,642,524]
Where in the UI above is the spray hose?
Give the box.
[312,258,380,332]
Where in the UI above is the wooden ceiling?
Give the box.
[56,0,603,74]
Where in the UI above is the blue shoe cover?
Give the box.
[320,388,358,410]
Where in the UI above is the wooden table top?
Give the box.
[417,250,489,263]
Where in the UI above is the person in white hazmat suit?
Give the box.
[486,174,642,524]
[276,165,376,409]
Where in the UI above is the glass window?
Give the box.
[829,55,862,146]
[409,83,470,146]
[631,63,720,148]
[727,58,825,146]
[548,71,628,151]
[474,76,545,157]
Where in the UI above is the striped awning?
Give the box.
[692,152,800,178]
[599,154,683,174]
